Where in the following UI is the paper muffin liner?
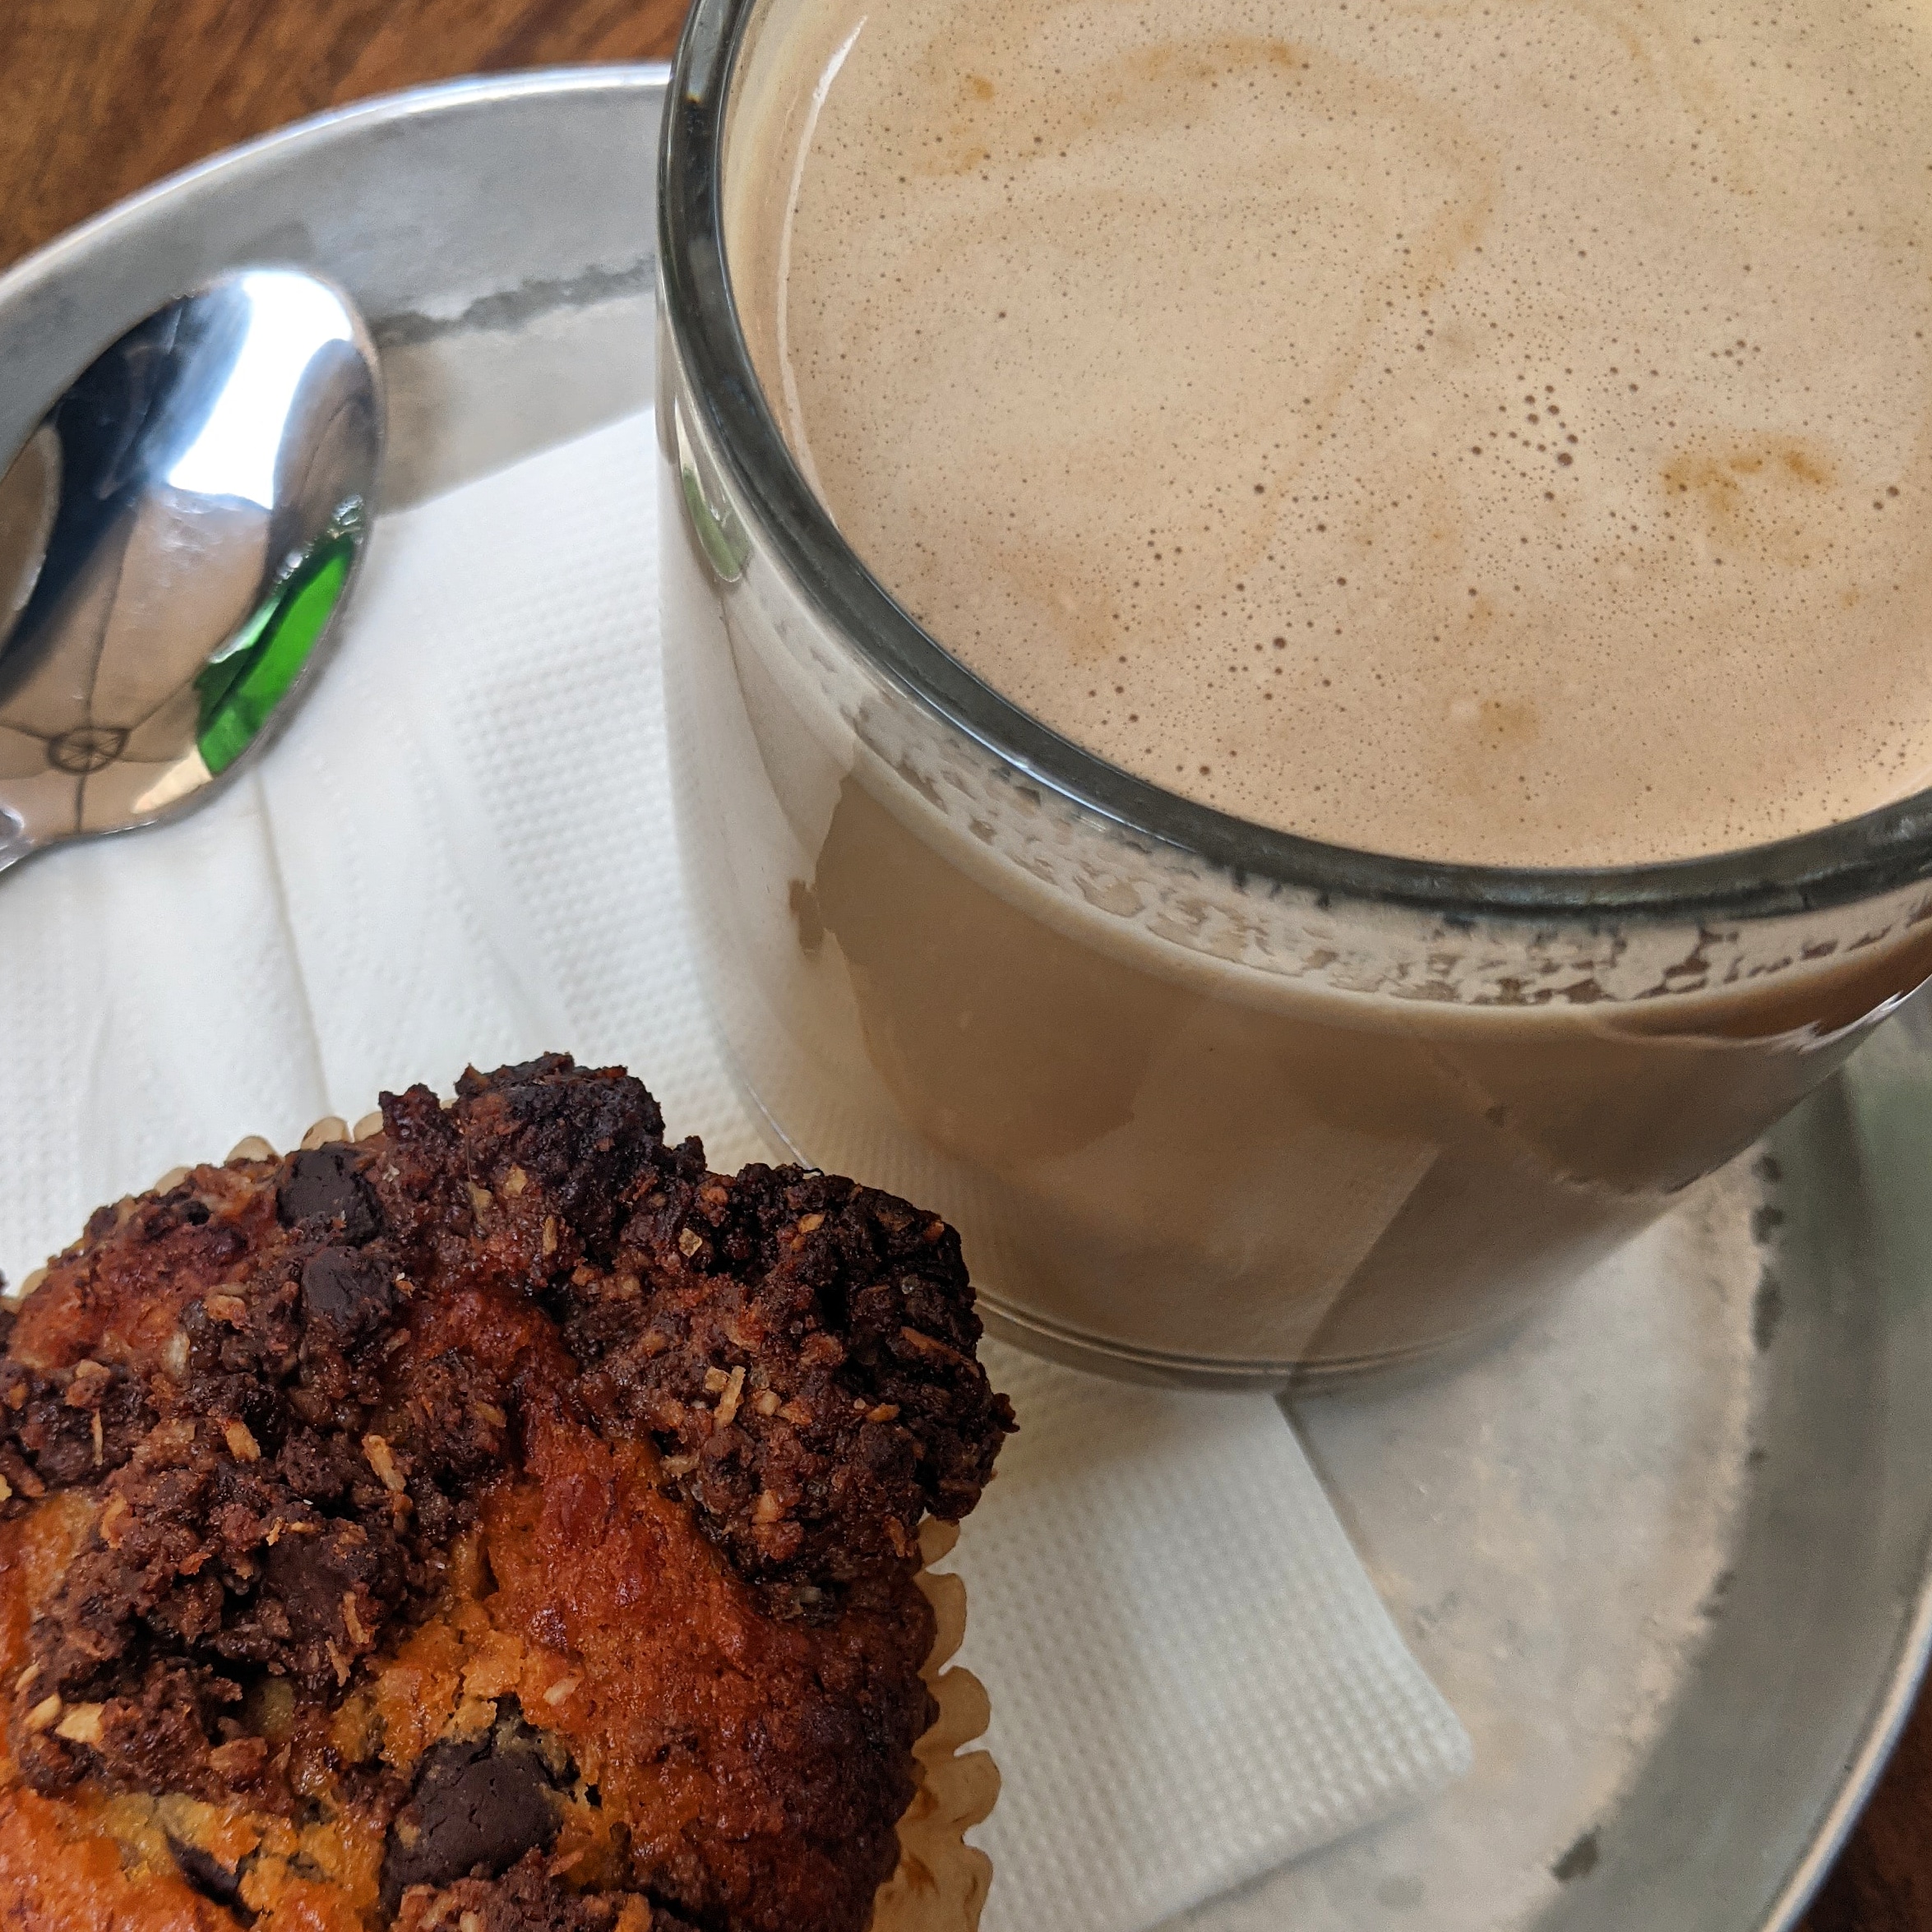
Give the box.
[874,1516,1000,1932]
[108,1114,999,1932]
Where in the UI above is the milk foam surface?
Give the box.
[730,0,1932,866]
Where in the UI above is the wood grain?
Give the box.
[1805,1697,1932,1932]
[0,0,686,270]
[0,2,1925,1925]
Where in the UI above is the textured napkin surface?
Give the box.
[0,411,1468,1930]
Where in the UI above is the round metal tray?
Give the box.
[2,64,1927,1932]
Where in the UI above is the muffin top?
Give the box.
[0,1055,1014,1931]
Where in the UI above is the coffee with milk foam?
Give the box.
[731,0,1932,866]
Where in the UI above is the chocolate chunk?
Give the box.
[261,1519,404,1686]
[167,1837,252,1920]
[381,1725,562,1906]
[301,1246,394,1336]
[261,1532,350,1640]
[277,1147,382,1242]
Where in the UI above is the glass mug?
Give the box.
[654,0,1932,1386]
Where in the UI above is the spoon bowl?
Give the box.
[0,267,381,871]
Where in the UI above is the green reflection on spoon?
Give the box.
[195,505,363,776]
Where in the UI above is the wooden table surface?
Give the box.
[0,2,1926,1925]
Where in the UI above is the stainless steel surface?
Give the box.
[1230,1004,1932,1930]
[0,270,379,870]
[0,70,661,518]
[0,64,1925,1932]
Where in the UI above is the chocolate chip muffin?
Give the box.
[0,1055,1015,1931]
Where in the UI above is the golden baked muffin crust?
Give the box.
[0,1056,1015,1931]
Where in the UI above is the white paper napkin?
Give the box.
[0,410,1469,1930]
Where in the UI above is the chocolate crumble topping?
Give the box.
[0,1053,1014,1932]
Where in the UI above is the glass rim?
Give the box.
[658,0,1932,927]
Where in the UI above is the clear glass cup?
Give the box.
[654,0,1932,1387]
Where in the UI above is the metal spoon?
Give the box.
[0,267,381,874]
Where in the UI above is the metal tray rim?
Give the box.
[1773,1548,1932,1925]
[0,64,674,323]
